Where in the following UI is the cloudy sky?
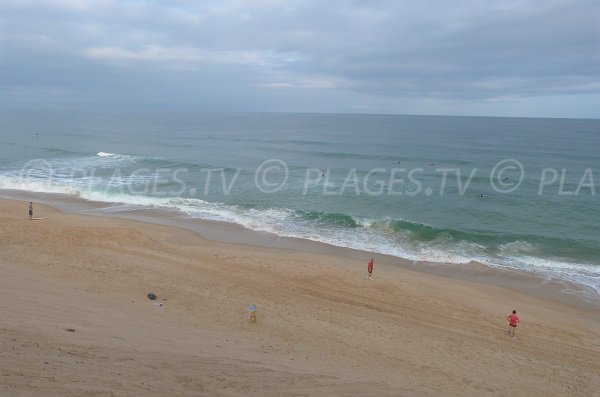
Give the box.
[1,0,599,117]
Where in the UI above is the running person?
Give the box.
[367,258,374,280]
[507,310,520,339]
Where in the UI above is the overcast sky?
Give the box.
[1,0,599,118]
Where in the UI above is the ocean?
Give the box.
[1,110,599,297]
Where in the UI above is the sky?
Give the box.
[1,0,599,118]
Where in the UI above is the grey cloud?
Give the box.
[0,0,598,116]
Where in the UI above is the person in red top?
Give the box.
[367,258,374,280]
[507,310,520,339]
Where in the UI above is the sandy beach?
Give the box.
[1,198,599,397]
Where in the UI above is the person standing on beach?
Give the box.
[28,202,33,219]
[507,310,520,339]
[367,258,374,280]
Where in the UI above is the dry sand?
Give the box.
[0,199,599,396]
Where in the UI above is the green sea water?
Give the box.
[1,110,598,296]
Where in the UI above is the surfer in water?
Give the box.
[28,202,33,219]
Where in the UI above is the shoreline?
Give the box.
[1,195,599,396]
[2,189,598,310]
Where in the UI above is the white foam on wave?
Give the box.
[474,252,600,296]
[512,256,600,295]
[93,152,136,164]
[0,171,598,296]
[498,241,539,256]
[0,175,81,196]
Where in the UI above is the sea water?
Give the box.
[1,110,598,296]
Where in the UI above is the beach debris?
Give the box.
[152,302,164,308]
[147,293,157,300]
[248,304,257,322]
[66,328,76,332]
